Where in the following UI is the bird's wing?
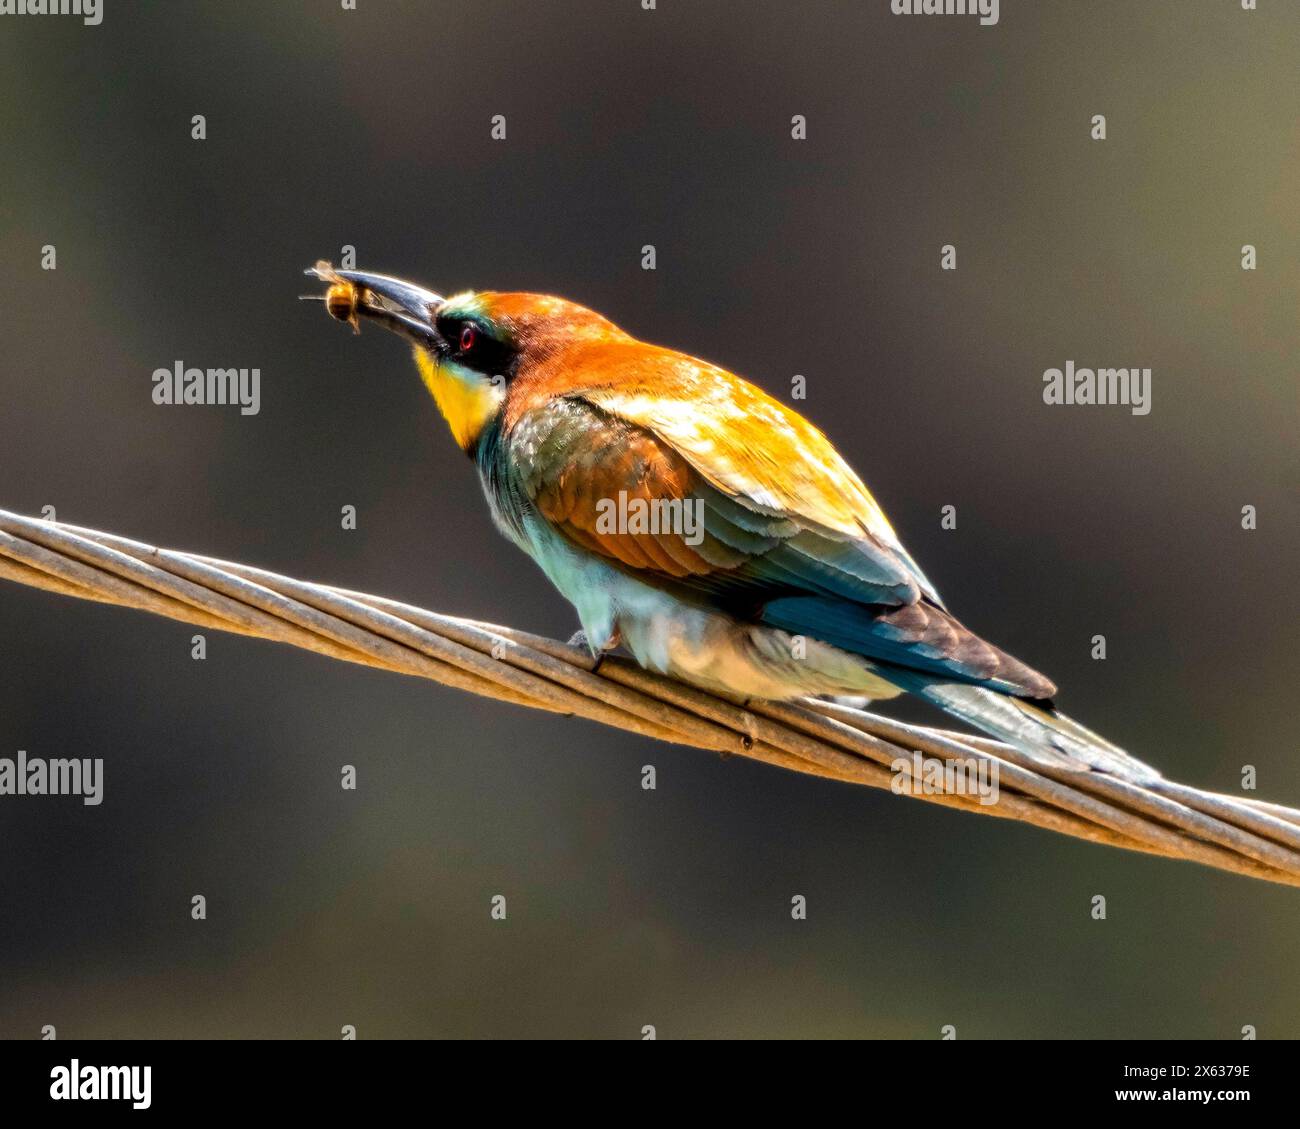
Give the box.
[508,394,929,609]
[507,387,1053,698]
[575,363,943,604]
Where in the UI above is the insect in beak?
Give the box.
[301,261,444,348]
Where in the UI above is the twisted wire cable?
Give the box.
[1,508,1296,888]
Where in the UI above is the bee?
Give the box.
[310,260,365,334]
[325,281,360,329]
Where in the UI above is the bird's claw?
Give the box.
[568,628,621,673]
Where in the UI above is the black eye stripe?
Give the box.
[435,315,519,380]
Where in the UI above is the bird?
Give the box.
[304,262,1157,783]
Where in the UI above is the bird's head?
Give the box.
[305,264,625,452]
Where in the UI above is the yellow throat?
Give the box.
[413,347,504,451]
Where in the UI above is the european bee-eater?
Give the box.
[306,264,1156,783]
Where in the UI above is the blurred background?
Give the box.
[0,0,1296,1038]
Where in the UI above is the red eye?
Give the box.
[459,324,478,352]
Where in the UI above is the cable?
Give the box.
[1,507,1296,888]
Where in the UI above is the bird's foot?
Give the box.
[568,628,622,673]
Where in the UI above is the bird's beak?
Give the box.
[302,262,444,349]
